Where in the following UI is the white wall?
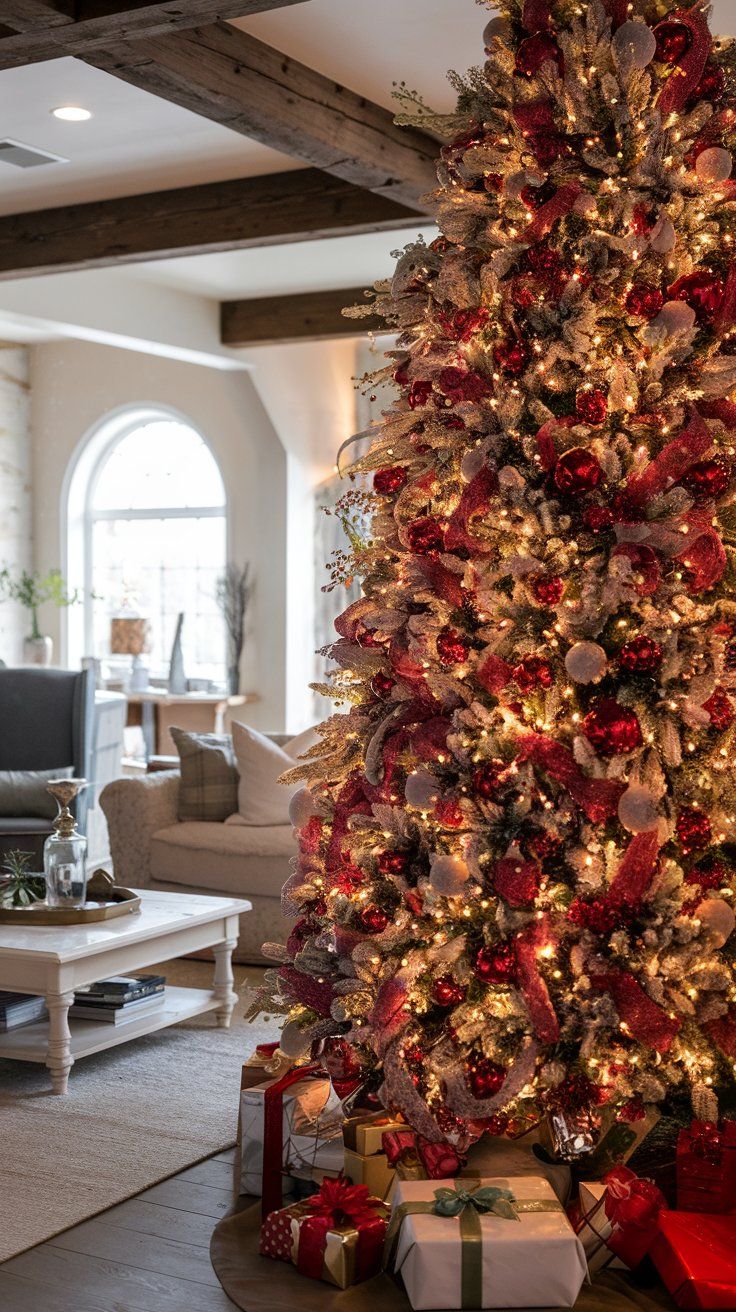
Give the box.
[28,339,289,732]
[0,345,32,664]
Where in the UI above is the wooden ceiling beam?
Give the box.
[0,0,308,66]
[85,22,437,211]
[0,169,423,281]
[221,286,384,347]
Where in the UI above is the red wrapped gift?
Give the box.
[570,1166,666,1273]
[259,1175,389,1288]
[677,1120,736,1214]
[651,1211,736,1309]
[382,1128,464,1180]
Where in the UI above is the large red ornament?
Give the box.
[431,975,467,1007]
[359,905,389,935]
[583,503,614,534]
[474,944,517,984]
[554,446,604,494]
[703,689,735,731]
[576,388,609,426]
[513,654,555,692]
[467,1056,507,1099]
[515,32,564,78]
[676,807,712,855]
[493,338,530,376]
[618,635,663,675]
[370,671,395,701]
[625,283,665,319]
[668,270,725,322]
[654,20,693,64]
[408,380,433,409]
[692,61,725,103]
[492,856,541,907]
[434,796,465,829]
[531,572,564,606]
[407,517,446,555]
[584,699,643,757]
[682,459,731,499]
[472,760,507,800]
[436,627,469,666]
[374,466,408,495]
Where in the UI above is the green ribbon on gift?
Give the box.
[384,1180,564,1310]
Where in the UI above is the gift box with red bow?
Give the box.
[240,1063,346,1212]
[677,1120,736,1214]
[569,1166,666,1274]
[650,1210,736,1309]
[259,1175,389,1288]
[343,1118,463,1202]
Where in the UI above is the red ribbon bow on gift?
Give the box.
[297,1175,387,1284]
[305,1176,382,1228]
[605,1166,665,1233]
[690,1122,724,1165]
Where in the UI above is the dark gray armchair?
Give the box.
[0,667,95,864]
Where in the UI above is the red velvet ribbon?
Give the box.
[688,1122,725,1165]
[476,653,513,695]
[517,733,625,822]
[522,0,552,34]
[514,916,560,1044]
[714,263,736,336]
[524,184,581,244]
[625,411,712,510]
[705,1007,736,1060]
[657,7,711,116]
[606,832,661,909]
[513,100,557,137]
[382,1129,462,1178]
[699,399,736,430]
[261,1063,324,1218]
[602,0,627,29]
[603,1166,666,1267]
[588,970,680,1053]
[675,526,726,594]
[418,557,469,609]
[297,1177,387,1283]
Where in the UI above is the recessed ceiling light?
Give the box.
[51,106,92,122]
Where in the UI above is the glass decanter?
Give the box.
[44,779,89,909]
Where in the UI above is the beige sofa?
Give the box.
[99,734,295,963]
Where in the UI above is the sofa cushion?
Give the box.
[170,727,238,822]
[0,767,74,819]
[231,723,301,825]
[150,821,295,899]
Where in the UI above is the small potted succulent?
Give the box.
[0,567,82,665]
[0,850,45,908]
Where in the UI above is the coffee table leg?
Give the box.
[46,991,75,1094]
[213,937,238,1028]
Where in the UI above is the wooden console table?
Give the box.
[125,690,258,758]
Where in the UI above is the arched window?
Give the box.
[66,408,227,682]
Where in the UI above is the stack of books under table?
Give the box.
[0,992,47,1031]
[70,974,165,1025]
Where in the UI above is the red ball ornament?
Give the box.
[408,380,433,410]
[321,1036,363,1081]
[682,459,731,500]
[531,573,564,606]
[434,796,465,829]
[618,634,663,675]
[359,905,390,934]
[693,62,725,103]
[686,858,729,891]
[407,516,446,556]
[612,543,661,597]
[703,689,735,731]
[515,32,564,78]
[393,362,409,387]
[467,1056,507,1100]
[576,388,609,426]
[654,20,693,65]
[583,504,614,534]
[377,849,409,877]
[371,671,395,701]
[431,975,467,1008]
[554,447,604,494]
[625,283,665,319]
[437,626,470,666]
[374,466,408,495]
[512,654,555,692]
[668,271,725,322]
[493,338,530,376]
[583,699,643,757]
[474,944,517,984]
[472,759,506,800]
[676,807,712,855]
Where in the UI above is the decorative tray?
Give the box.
[0,871,141,925]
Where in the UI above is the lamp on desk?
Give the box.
[110,613,151,692]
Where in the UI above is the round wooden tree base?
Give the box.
[210,1201,676,1312]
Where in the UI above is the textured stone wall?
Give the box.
[0,346,32,665]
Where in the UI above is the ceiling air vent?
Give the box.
[0,139,68,169]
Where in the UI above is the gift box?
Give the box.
[344,1146,396,1201]
[234,1042,294,1197]
[650,1210,736,1309]
[239,1065,346,1211]
[677,1120,736,1214]
[570,1167,665,1275]
[343,1110,405,1157]
[384,1176,588,1310]
[259,1175,389,1288]
[575,1106,660,1179]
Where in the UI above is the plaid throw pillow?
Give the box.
[170,727,238,822]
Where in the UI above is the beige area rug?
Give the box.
[0,959,277,1263]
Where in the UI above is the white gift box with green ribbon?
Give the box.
[385,1176,588,1310]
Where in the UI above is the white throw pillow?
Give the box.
[231,723,301,826]
[285,724,320,760]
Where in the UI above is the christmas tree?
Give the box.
[265,0,736,1151]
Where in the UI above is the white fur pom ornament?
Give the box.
[618,784,660,834]
[613,20,657,71]
[405,769,440,810]
[651,300,697,336]
[564,641,607,685]
[279,1020,313,1059]
[649,216,676,254]
[289,787,320,829]
[696,898,736,949]
[430,853,470,897]
[483,16,511,50]
[696,147,733,185]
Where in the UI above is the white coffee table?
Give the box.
[0,889,251,1094]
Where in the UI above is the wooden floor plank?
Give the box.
[51,1217,221,1286]
[0,1272,108,1312]
[3,1245,238,1312]
[210,1147,237,1165]
[137,1177,233,1220]
[99,1197,217,1247]
[176,1158,235,1188]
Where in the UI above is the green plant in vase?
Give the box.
[0,567,82,665]
[0,850,45,908]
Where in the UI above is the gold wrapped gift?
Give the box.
[343,1110,405,1157]
[344,1147,396,1201]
